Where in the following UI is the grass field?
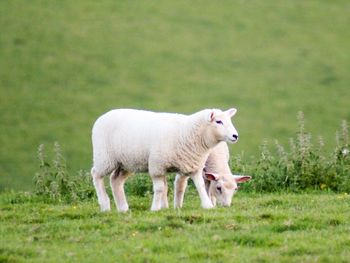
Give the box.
[1,191,349,262]
[1,0,350,190]
[1,1,349,262]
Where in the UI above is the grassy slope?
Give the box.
[1,0,350,190]
[1,192,349,262]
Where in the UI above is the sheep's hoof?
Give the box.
[100,204,111,212]
[202,203,214,209]
[150,206,162,211]
[118,206,129,213]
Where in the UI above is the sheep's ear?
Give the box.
[233,175,251,183]
[226,108,237,117]
[208,111,216,122]
[204,172,219,181]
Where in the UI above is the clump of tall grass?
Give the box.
[125,174,153,197]
[34,142,95,202]
[235,112,350,193]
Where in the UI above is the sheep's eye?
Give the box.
[216,120,223,125]
[216,186,222,193]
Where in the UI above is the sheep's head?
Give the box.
[204,172,251,207]
[207,108,239,144]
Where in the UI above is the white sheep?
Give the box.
[203,142,251,206]
[91,108,239,212]
[174,142,251,208]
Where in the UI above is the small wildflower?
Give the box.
[212,234,221,241]
[283,219,293,228]
[225,223,237,230]
[342,148,349,156]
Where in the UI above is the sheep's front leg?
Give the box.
[191,171,214,209]
[174,174,189,208]
[151,175,166,211]
[110,169,130,212]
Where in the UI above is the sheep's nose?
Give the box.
[232,134,238,141]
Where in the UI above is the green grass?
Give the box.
[1,192,349,262]
[1,0,350,190]
[1,2,349,261]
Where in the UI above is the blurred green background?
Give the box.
[1,0,349,190]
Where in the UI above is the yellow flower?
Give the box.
[320,184,327,189]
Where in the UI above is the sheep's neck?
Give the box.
[205,152,231,175]
[174,118,219,173]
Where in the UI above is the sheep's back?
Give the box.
[92,109,186,172]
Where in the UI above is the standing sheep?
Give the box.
[91,108,239,212]
[174,142,251,208]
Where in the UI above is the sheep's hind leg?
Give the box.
[190,171,214,209]
[174,174,189,208]
[110,168,130,212]
[91,167,111,212]
[161,177,169,209]
[151,175,166,211]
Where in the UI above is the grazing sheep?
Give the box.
[91,108,239,212]
[203,142,251,206]
[174,142,251,208]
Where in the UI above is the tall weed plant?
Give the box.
[34,142,95,202]
[235,113,350,193]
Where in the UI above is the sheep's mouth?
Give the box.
[227,138,238,143]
